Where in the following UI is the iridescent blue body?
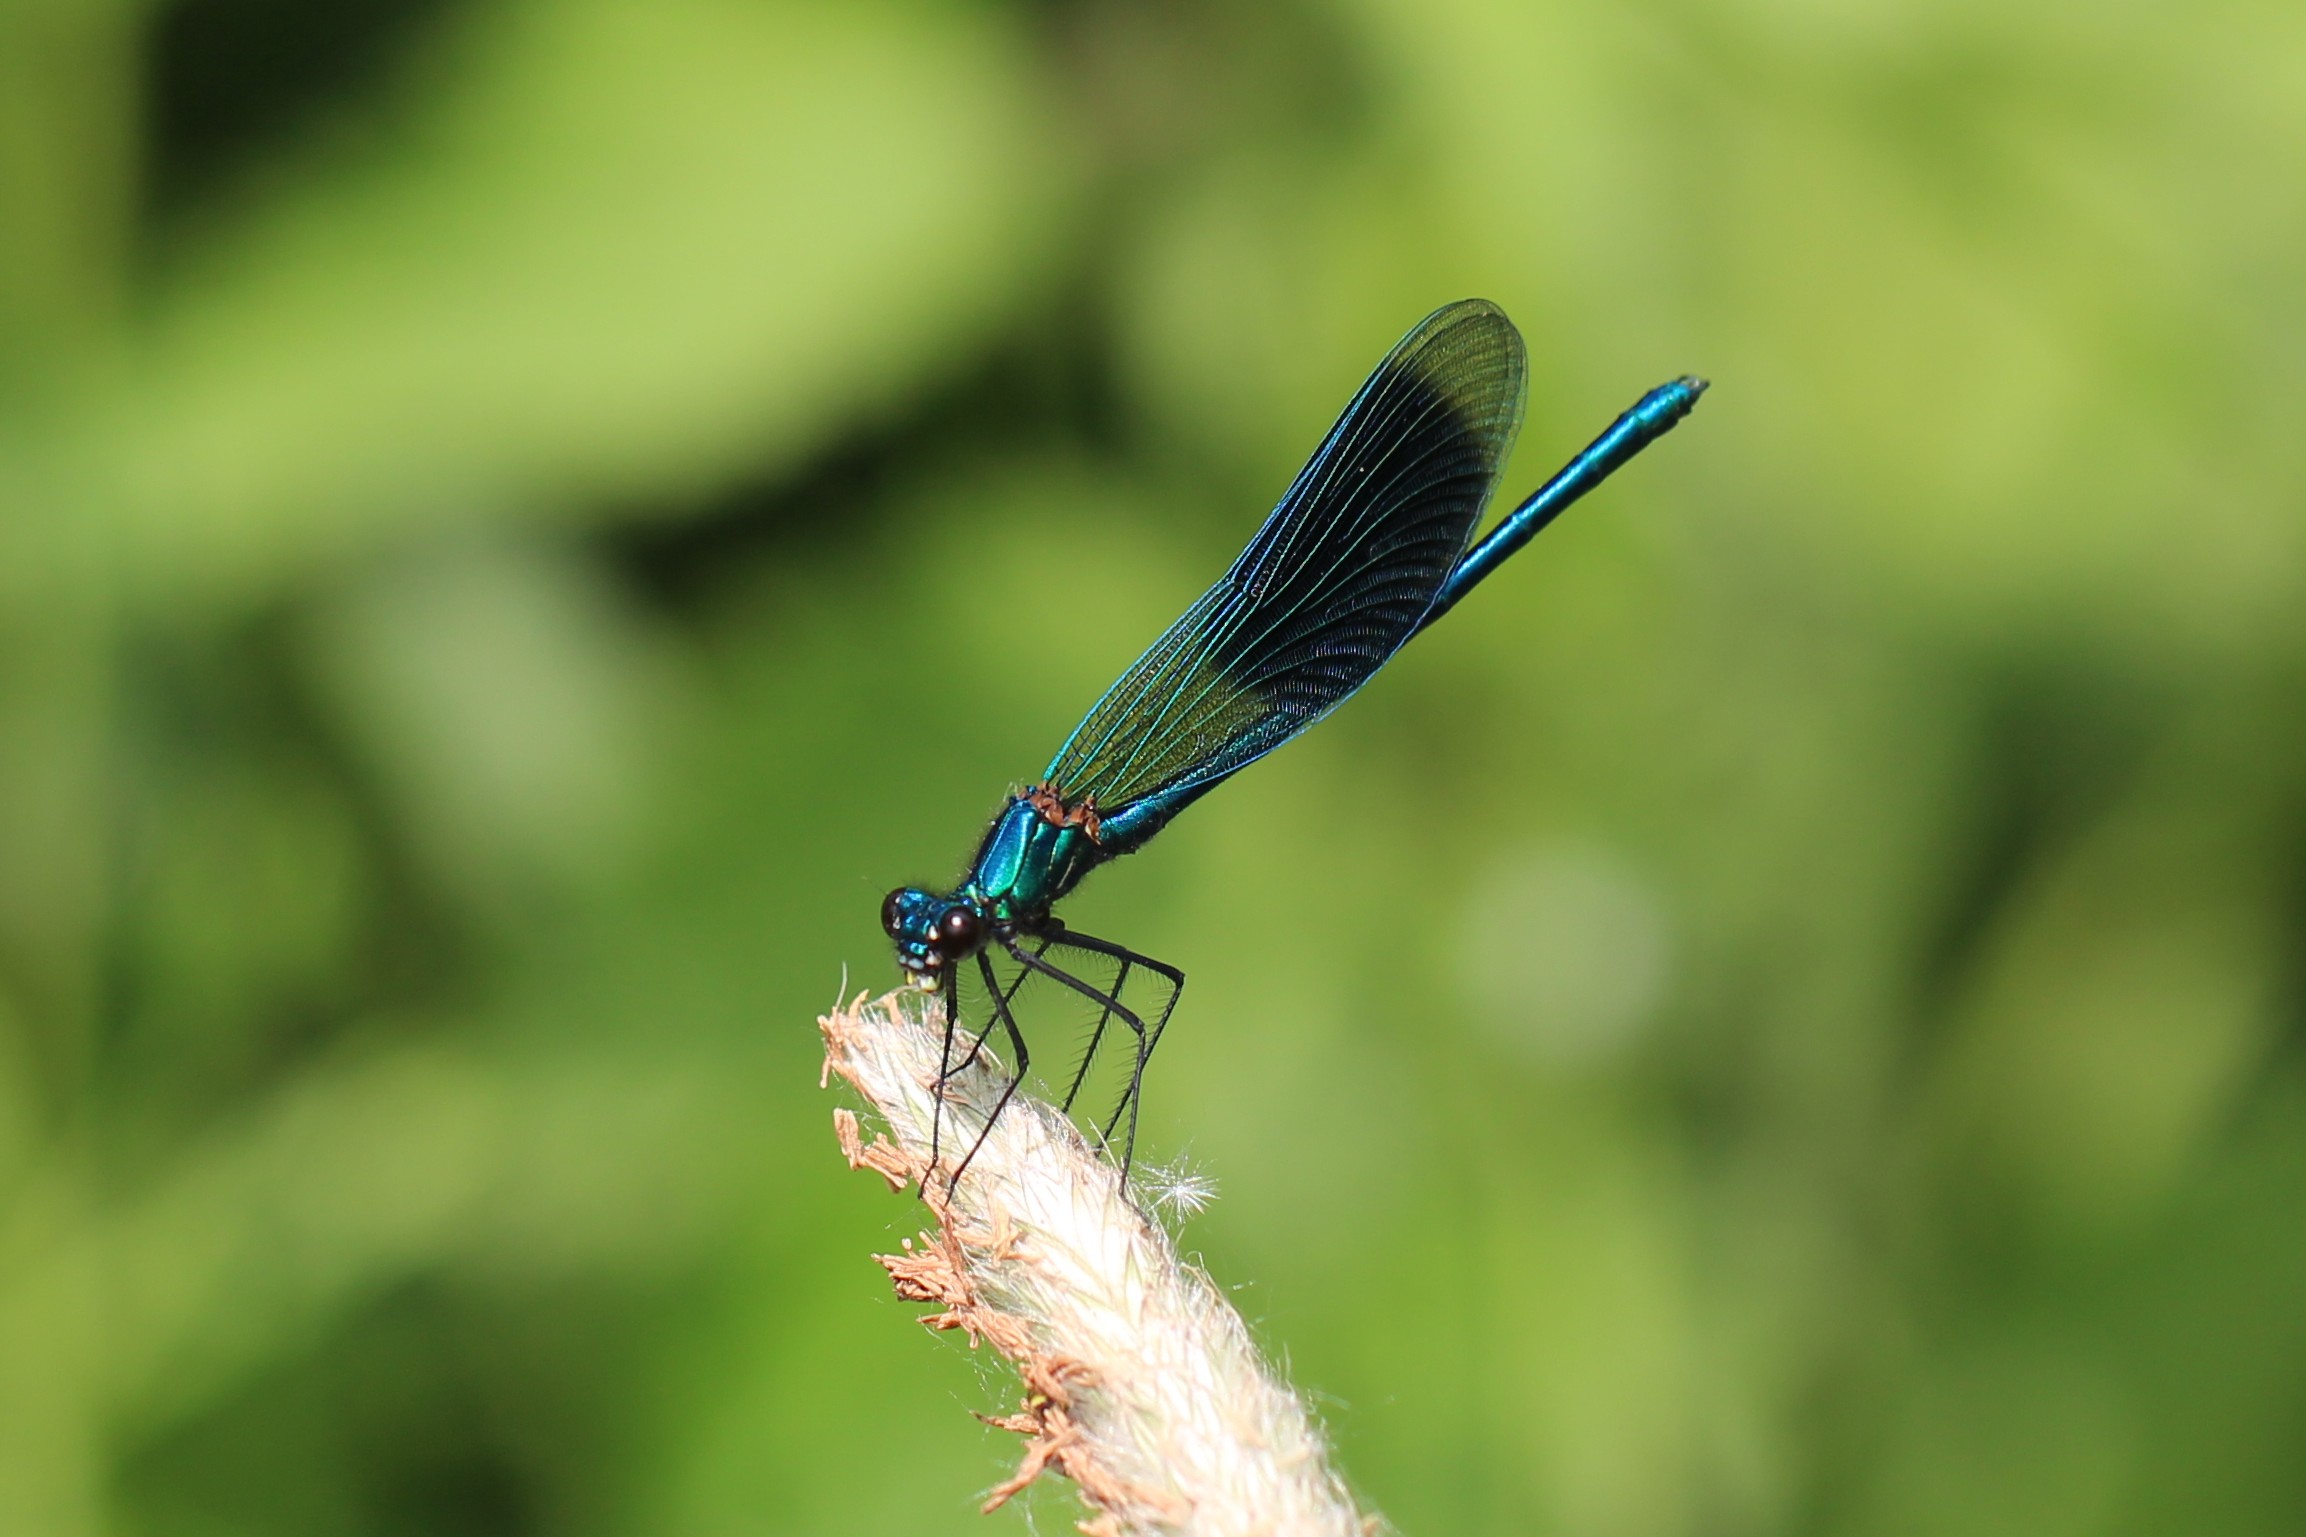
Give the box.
[1423,377,1704,628]
[882,300,1705,1189]
[883,797,1106,972]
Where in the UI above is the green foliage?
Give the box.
[3,0,2304,1532]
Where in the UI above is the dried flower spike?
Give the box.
[821,987,1379,1537]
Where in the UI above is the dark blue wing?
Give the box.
[1043,300,1526,833]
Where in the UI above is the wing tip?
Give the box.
[1386,299,1527,435]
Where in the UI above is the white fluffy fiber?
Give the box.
[821,986,1376,1537]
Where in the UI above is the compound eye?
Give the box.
[937,905,982,954]
[881,889,908,938]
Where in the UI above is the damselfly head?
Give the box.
[881,886,988,975]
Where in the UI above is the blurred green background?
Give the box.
[5,0,2306,1532]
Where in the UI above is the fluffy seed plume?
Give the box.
[820,987,1379,1537]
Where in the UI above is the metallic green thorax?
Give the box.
[961,795,1110,922]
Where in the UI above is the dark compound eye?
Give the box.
[881,888,908,938]
[937,905,982,954]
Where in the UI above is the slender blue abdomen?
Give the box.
[1418,376,1706,631]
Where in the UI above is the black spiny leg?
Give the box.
[1060,945,1129,1115]
[951,935,1048,1078]
[1044,927,1184,1180]
[946,948,1032,1194]
[926,965,962,1186]
[1003,937,1167,1183]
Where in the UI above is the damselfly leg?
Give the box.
[927,939,1045,1189]
[1004,933,1184,1182]
[928,965,961,1175]
[1042,927,1184,1172]
[951,935,1047,1076]
[941,949,1032,1194]
[926,929,1182,1193]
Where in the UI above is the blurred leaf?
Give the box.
[29,0,1077,610]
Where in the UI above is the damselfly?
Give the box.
[882,299,1704,1189]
